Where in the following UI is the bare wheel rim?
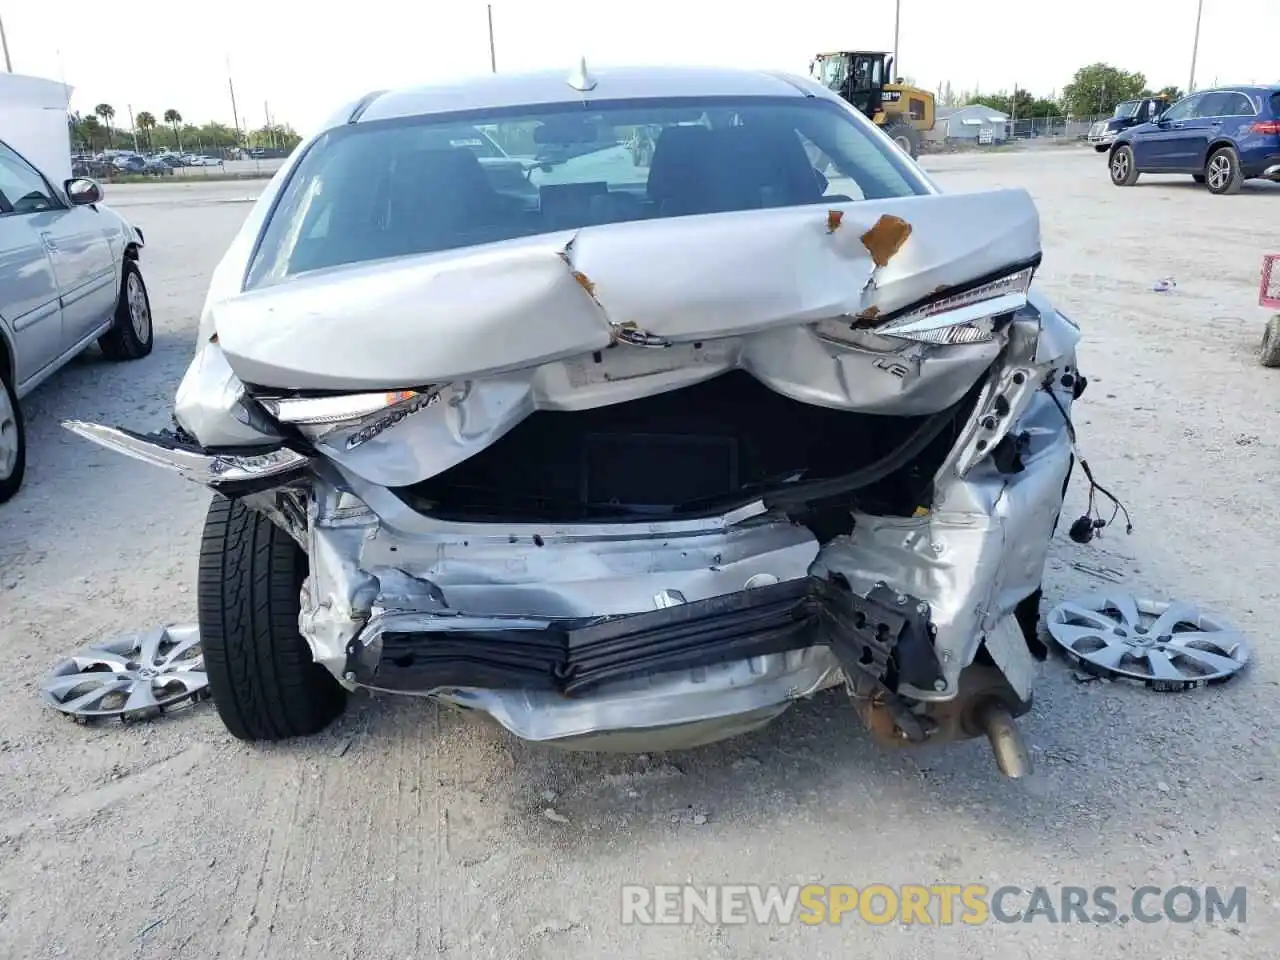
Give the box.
[1046,592,1250,690]
[127,272,151,340]
[1206,154,1232,189]
[0,384,17,480]
[40,625,208,720]
[1111,151,1129,180]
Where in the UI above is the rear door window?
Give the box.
[1222,93,1256,117]
[1191,93,1231,119]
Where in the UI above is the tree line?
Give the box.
[936,63,1186,119]
[69,103,303,154]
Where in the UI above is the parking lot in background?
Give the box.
[0,149,1277,959]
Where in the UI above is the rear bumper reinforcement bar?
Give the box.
[353,576,944,697]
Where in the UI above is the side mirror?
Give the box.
[65,178,103,206]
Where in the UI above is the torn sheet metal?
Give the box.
[210,189,1040,392]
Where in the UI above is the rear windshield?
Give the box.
[245,96,928,289]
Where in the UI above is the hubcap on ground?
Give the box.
[0,385,17,481]
[40,624,208,721]
[1112,152,1129,180]
[127,272,151,340]
[1207,155,1231,190]
[1046,592,1250,690]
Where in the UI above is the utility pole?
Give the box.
[0,12,12,73]
[1188,0,1204,93]
[226,57,242,153]
[487,4,497,73]
[128,104,139,152]
[891,0,901,79]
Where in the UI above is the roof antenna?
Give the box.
[567,56,597,93]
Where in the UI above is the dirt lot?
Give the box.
[1,151,1278,960]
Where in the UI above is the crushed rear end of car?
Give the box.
[65,79,1084,774]
[68,189,1081,773]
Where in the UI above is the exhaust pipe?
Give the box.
[974,699,1032,778]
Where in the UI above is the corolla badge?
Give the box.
[344,390,443,450]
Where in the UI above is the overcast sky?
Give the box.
[3,0,1276,134]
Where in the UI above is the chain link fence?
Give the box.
[923,113,1111,151]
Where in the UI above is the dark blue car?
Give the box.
[1108,85,1280,195]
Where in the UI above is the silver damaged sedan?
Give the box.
[67,66,1085,775]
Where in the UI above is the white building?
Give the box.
[941,104,1009,143]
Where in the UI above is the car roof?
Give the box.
[1196,84,1280,95]
[346,65,826,126]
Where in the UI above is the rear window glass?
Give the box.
[245,96,928,289]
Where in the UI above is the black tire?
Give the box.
[1260,315,1280,369]
[1109,145,1139,185]
[198,495,346,741]
[1204,146,1243,195]
[883,121,921,158]
[1094,144,1109,153]
[98,259,154,361]
[1192,174,1205,183]
[0,365,26,505]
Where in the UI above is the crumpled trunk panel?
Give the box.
[213,189,1039,391]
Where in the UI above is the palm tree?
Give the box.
[94,103,116,149]
[81,116,103,152]
[163,109,183,152]
[135,111,157,151]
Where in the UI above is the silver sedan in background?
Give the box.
[0,137,154,503]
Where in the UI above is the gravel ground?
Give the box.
[1,151,1277,960]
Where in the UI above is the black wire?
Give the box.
[1044,379,1134,535]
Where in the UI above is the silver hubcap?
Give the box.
[0,384,17,481]
[127,272,151,340]
[40,624,208,720]
[1112,151,1129,181]
[1046,592,1250,689]
[1207,155,1232,189]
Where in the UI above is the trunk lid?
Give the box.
[212,189,1040,391]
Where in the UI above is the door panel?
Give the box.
[1135,94,1202,169]
[0,216,64,390]
[1168,92,1231,170]
[38,209,118,347]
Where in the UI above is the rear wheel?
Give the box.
[198,495,347,741]
[1204,147,1243,195]
[883,121,921,158]
[1109,145,1139,185]
[1261,315,1280,368]
[0,365,26,504]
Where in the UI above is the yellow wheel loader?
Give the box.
[810,51,936,158]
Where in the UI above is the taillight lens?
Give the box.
[878,266,1035,342]
[1251,120,1280,135]
[814,265,1035,347]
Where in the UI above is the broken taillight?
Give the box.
[876,265,1035,343]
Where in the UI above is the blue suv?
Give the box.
[1108,85,1280,194]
